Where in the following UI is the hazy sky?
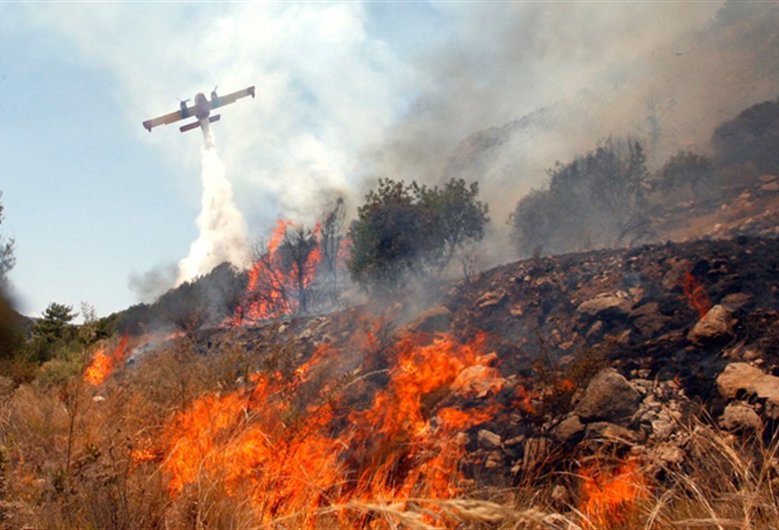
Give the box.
[0,2,441,317]
[3,1,772,319]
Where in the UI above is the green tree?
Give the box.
[26,302,78,362]
[416,178,490,273]
[348,178,489,291]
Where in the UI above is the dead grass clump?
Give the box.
[653,423,779,529]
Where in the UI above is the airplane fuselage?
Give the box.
[193,93,211,121]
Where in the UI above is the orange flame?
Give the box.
[153,332,502,525]
[579,458,648,528]
[239,219,324,323]
[681,271,711,319]
[83,336,130,386]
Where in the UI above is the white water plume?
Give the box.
[176,125,250,285]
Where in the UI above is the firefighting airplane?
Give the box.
[142,85,255,133]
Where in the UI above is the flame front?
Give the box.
[682,271,711,319]
[83,336,129,386]
[150,332,503,526]
[239,219,324,322]
[579,458,648,528]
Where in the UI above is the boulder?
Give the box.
[553,414,584,441]
[576,293,632,321]
[628,302,671,337]
[720,402,763,432]
[720,293,754,312]
[477,429,502,450]
[687,304,736,346]
[575,369,641,424]
[716,363,779,418]
[406,305,451,334]
[649,443,686,466]
[476,290,507,309]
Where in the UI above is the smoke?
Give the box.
[352,1,779,267]
[366,2,779,222]
[12,2,779,298]
[176,126,250,285]
[128,263,177,303]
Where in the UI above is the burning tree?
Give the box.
[318,197,349,307]
[240,220,323,321]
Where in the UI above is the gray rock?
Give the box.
[476,290,507,309]
[576,293,632,321]
[584,421,638,443]
[504,435,526,448]
[720,293,754,312]
[720,402,763,432]
[628,302,671,336]
[687,304,736,346]
[717,363,779,418]
[553,415,584,441]
[650,443,685,466]
[477,429,502,449]
[575,369,641,424]
[485,450,502,469]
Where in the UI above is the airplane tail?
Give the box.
[179,114,221,133]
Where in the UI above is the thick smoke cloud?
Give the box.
[368,2,779,223]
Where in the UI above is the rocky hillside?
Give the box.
[194,235,779,495]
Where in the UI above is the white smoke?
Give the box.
[176,125,250,284]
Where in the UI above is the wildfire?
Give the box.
[146,331,503,526]
[239,219,324,322]
[681,271,711,319]
[579,458,648,528]
[83,336,130,386]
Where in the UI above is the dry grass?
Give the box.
[0,333,777,530]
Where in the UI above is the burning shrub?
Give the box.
[578,458,649,529]
[238,219,324,322]
[83,336,129,386]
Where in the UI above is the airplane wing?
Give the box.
[210,86,255,110]
[142,106,194,132]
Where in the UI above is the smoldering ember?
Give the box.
[3,4,779,530]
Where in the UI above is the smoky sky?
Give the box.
[363,2,779,228]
